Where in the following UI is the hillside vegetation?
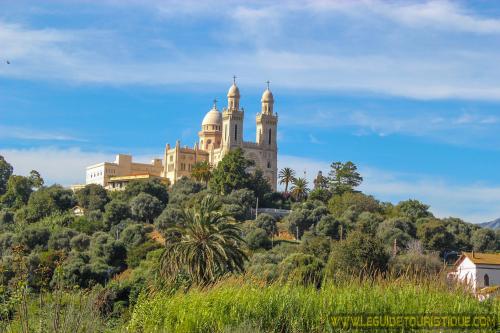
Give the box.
[0,151,499,332]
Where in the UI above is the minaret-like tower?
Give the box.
[256,81,277,148]
[222,76,244,151]
[256,81,278,189]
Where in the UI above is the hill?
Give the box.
[479,218,500,229]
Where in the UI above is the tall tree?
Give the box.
[75,184,109,211]
[0,155,13,195]
[160,195,247,285]
[209,148,252,195]
[278,167,296,194]
[328,161,363,195]
[191,161,212,186]
[290,177,309,201]
[1,175,33,209]
[28,170,44,189]
[130,193,163,223]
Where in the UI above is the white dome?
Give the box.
[202,107,222,127]
[261,88,274,102]
[227,83,240,98]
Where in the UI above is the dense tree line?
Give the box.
[0,151,499,322]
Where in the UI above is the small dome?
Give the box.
[202,106,222,127]
[261,88,274,102]
[227,83,240,98]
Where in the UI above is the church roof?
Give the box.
[261,88,273,102]
[227,83,240,98]
[202,106,222,127]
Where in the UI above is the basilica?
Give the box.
[83,80,278,191]
[162,80,278,190]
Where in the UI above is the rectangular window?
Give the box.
[235,124,238,141]
[268,128,272,145]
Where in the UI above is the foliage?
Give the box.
[123,178,169,205]
[254,213,277,236]
[160,195,247,285]
[389,251,443,276]
[278,167,295,194]
[0,155,13,196]
[103,200,131,230]
[417,219,455,255]
[298,232,332,263]
[315,215,344,240]
[278,253,324,287]
[328,161,363,195]
[471,228,498,252]
[75,184,109,211]
[395,199,433,222]
[376,217,416,250]
[130,193,163,223]
[327,230,389,277]
[28,169,44,189]
[328,191,381,220]
[245,227,271,250]
[209,148,253,195]
[1,175,33,209]
[290,177,309,201]
[222,188,256,221]
[191,161,212,185]
[129,277,497,333]
[248,169,272,202]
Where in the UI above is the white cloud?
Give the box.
[0,125,86,142]
[279,154,500,223]
[1,1,500,100]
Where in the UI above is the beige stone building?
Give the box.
[163,81,278,190]
[83,80,278,190]
[85,154,163,188]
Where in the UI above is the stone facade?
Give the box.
[84,81,278,190]
[163,81,278,190]
[86,154,163,187]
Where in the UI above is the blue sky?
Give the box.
[1,0,500,222]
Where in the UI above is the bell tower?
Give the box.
[256,81,277,148]
[222,76,244,151]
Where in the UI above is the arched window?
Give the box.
[235,124,238,141]
[268,128,272,145]
[267,161,271,168]
[484,274,490,286]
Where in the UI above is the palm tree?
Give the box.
[191,161,212,186]
[290,177,309,201]
[160,195,247,285]
[278,167,296,194]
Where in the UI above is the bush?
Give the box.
[103,200,131,230]
[389,251,443,276]
[327,230,389,277]
[48,228,79,251]
[278,253,324,287]
[328,192,380,219]
[70,233,91,252]
[255,213,277,236]
[245,227,271,250]
[130,193,163,223]
[124,179,169,205]
[75,184,109,211]
[18,226,51,251]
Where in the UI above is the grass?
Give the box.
[128,276,500,333]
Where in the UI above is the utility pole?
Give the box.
[296,225,299,241]
[255,197,259,219]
